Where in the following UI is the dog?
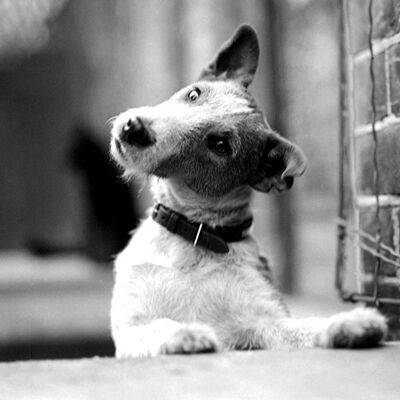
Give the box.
[109,25,387,358]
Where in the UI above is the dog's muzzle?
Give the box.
[119,117,156,148]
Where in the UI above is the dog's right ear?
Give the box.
[198,24,259,88]
[251,133,307,193]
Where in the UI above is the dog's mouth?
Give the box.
[114,138,124,156]
[110,137,127,168]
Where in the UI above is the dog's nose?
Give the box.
[120,117,155,147]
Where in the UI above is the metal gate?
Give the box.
[336,0,400,339]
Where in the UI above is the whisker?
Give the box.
[106,115,118,127]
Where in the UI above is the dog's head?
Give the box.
[111,25,306,198]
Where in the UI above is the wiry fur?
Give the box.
[110,25,387,358]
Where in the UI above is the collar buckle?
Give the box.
[193,223,204,247]
[152,203,161,219]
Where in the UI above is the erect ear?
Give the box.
[198,24,259,88]
[251,133,307,193]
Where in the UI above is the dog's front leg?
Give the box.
[259,308,387,349]
[114,318,220,358]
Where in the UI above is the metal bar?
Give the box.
[358,241,400,268]
[356,195,400,208]
[337,217,400,259]
[336,0,355,294]
[392,207,400,254]
[354,31,400,64]
[340,291,400,305]
[361,275,400,285]
[384,50,392,116]
[368,0,384,307]
[355,114,400,137]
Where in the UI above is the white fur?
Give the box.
[111,180,387,358]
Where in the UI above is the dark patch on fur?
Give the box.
[333,326,385,348]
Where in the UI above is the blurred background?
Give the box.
[0,0,347,361]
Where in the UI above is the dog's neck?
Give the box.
[151,178,253,228]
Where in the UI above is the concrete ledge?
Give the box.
[1,344,400,400]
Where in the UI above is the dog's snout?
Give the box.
[120,117,155,148]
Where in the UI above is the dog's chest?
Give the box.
[114,218,283,323]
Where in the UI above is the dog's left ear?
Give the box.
[198,24,259,88]
[251,133,307,193]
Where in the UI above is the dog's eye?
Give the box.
[207,136,231,155]
[187,88,201,102]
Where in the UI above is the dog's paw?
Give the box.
[317,308,387,348]
[160,323,220,355]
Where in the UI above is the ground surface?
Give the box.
[1,344,399,400]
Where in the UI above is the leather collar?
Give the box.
[152,203,252,254]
